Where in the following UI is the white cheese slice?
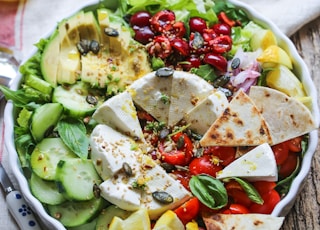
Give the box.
[90,124,142,180]
[93,91,145,142]
[128,72,172,124]
[99,174,141,211]
[184,90,229,135]
[216,143,278,182]
[139,155,192,219]
[168,71,213,126]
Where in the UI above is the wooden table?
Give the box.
[281,16,320,230]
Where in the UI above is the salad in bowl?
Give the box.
[1,0,319,229]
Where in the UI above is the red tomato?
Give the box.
[209,35,232,54]
[225,181,252,207]
[189,155,223,177]
[272,142,289,165]
[171,170,191,191]
[218,12,236,27]
[253,181,277,195]
[224,203,249,214]
[286,136,303,152]
[172,21,186,38]
[171,133,193,164]
[203,146,236,166]
[159,146,186,166]
[279,152,298,178]
[249,189,280,214]
[174,197,200,225]
[150,10,175,33]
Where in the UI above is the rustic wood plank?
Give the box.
[281,16,320,230]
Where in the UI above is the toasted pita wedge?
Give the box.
[168,71,213,126]
[249,86,318,145]
[128,71,172,124]
[203,213,284,230]
[200,89,273,146]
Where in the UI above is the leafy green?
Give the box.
[191,64,218,83]
[57,118,89,159]
[15,134,35,168]
[231,177,264,204]
[189,174,228,209]
[16,108,32,128]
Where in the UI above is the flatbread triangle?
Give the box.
[200,89,273,146]
[249,86,318,145]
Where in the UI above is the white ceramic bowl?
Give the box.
[4,0,320,229]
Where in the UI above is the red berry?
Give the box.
[130,11,152,27]
[203,53,228,72]
[189,17,207,33]
[212,23,231,35]
[133,26,155,44]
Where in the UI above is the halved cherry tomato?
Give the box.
[171,170,191,191]
[147,35,172,59]
[223,203,249,214]
[225,180,252,207]
[272,142,289,165]
[159,132,193,166]
[253,181,277,195]
[249,189,280,214]
[209,35,232,54]
[174,197,200,225]
[150,10,175,34]
[189,155,223,177]
[279,152,298,178]
[286,136,303,152]
[203,146,236,166]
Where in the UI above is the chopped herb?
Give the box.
[160,93,170,104]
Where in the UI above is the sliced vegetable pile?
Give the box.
[0,0,317,229]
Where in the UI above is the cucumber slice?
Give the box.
[30,103,63,142]
[52,81,104,118]
[30,138,77,180]
[67,218,97,230]
[56,158,102,201]
[29,173,66,205]
[95,205,131,230]
[25,74,53,95]
[47,197,107,227]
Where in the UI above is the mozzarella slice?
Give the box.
[93,91,145,141]
[184,90,229,135]
[168,71,213,126]
[90,124,142,180]
[216,143,278,181]
[128,72,172,124]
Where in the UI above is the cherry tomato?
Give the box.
[209,35,232,54]
[203,53,228,72]
[279,152,298,178]
[170,38,189,56]
[225,180,252,207]
[172,21,186,38]
[159,132,193,166]
[189,17,207,33]
[130,11,152,27]
[272,142,289,165]
[171,170,191,191]
[174,197,200,225]
[189,155,223,177]
[148,35,172,59]
[249,189,280,214]
[253,181,277,195]
[223,203,249,214]
[212,23,231,35]
[203,146,236,166]
[150,10,175,33]
[286,136,303,152]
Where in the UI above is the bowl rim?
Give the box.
[4,0,320,229]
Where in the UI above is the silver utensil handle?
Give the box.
[6,190,42,230]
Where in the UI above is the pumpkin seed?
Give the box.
[93,183,101,198]
[86,95,98,105]
[122,162,133,176]
[152,191,174,204]
[89,40,100,54]
[104,27,119,37]
[160,162,176,173]
[231,57,240,69]
[155,67,174,78]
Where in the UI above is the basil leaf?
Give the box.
[189,175,228,209]
[232,177,264,205]
[57,118,89,159]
